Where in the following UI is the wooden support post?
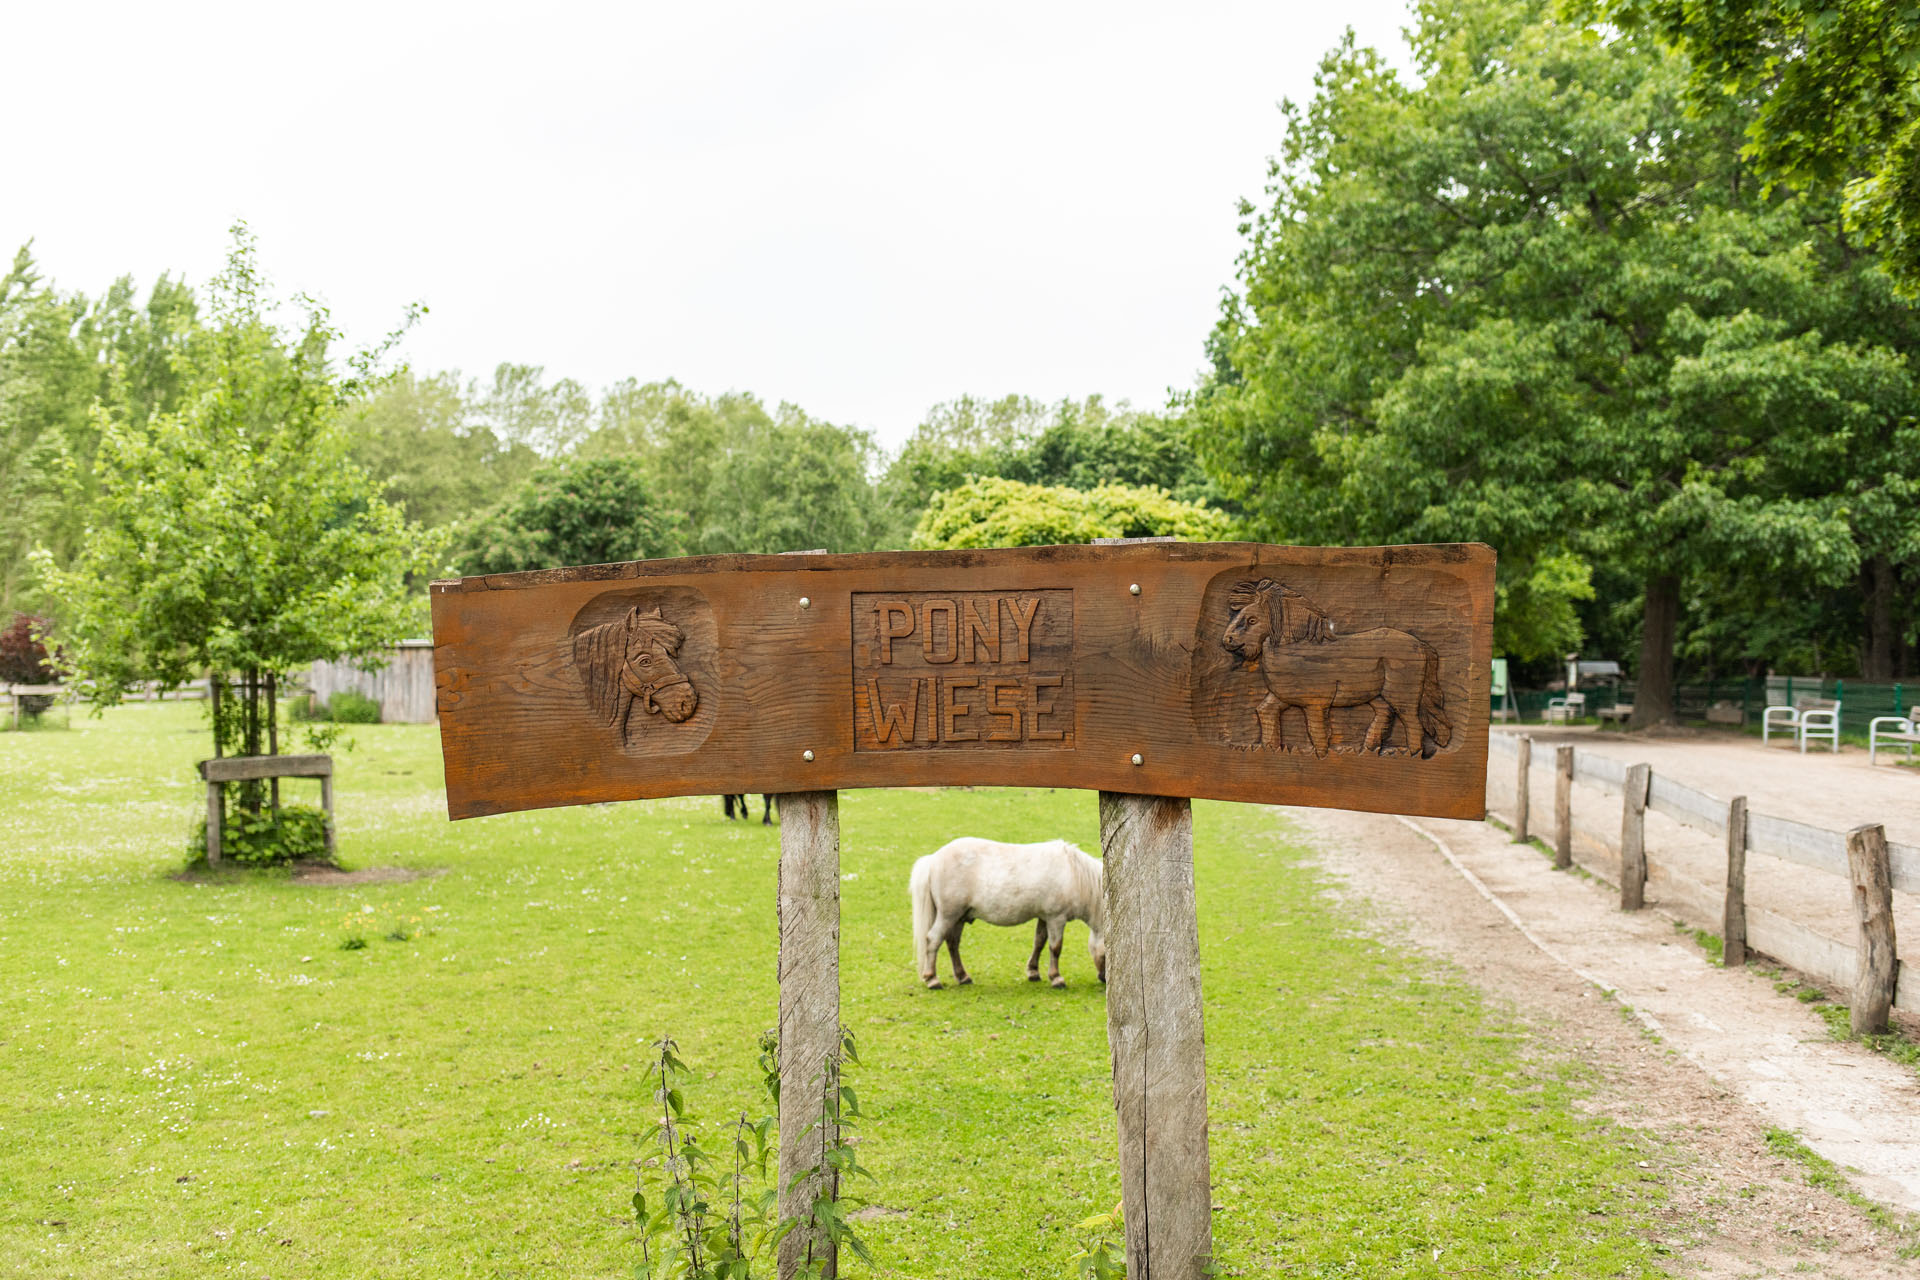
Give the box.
[1513,734,1532,843]
[205,781,223,866]
[776,790,840,1280]
[1553,745,1573,869]
[1723,796,1748,968]
[1847,823,1896,1035]
[319,774,336,860]
[1620,763,1650,911]
[1099,792,1211,1280]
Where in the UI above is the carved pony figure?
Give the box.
[573,606,698,746]
[1219,578,1452,758]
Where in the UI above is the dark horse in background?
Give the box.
[724,794,775,824]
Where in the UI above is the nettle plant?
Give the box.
[633,1030,872,1280]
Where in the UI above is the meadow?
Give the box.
[0,704,1669,1277]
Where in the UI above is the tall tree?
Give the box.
[1599,0,1920,292]
[35,224,438,777]
[457,457,680,574]
[0,249,196,615]
[1191,0,1920,720]
[347,370,539,531]
[581,381,887,554]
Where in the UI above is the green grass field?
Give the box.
[0,704,1668,1277]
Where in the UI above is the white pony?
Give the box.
[909,837,1106,989]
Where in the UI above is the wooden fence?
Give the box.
[306,641,436,724]
[1487,732,1911,1031]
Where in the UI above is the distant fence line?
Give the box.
[4,642,439,729]
[1488,731,1911,1032]
[1499,677,1915,736]
[305,641,436,724]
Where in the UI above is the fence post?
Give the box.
[1620,763,1650,910]
[1723,796,1748,967]
[1100,792,1212,1280]
[776,790,841,1280]
[1554,745,1573,869]
[1513,735,1532,844]
[1846,823,1896,1035]
[205,780,223,867]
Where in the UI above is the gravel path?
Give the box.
[1295,803,1920,1277]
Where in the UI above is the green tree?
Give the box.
[458,456,681,574]
[910,476,1232,549]
[346,369,539,531]
[1599,0,1920,292]
[1191,0,1920,721]
[34,224,438,779]
[0,247,195,615]
[883,395,1219,540]
[581,381,887,554]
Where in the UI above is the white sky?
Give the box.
[6,0,1413,449]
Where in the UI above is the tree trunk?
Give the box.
[1630,573,1680,728]
[1864,555,1896,680]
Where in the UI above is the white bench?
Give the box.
[1544,692,1586,724]
[1597,702,1634,725]
[1763,697,1840,752]
[1870,714,1920,766]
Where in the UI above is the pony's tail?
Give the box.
[1418,646,1452,755]
[909,855,935,980]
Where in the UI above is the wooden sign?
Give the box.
[430,541,1494,821]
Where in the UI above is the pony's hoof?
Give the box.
[1050,976,1067,989]
[1026,971,1042,982]
[924,977,942,990]
[956,974,972,986]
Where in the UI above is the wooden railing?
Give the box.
[1489,732,1909,1033]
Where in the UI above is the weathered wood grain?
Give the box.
[1513,735,1531,843]
[1847,823,1896,1035]
[1100,792,1211,1280]
[1553,744,1573,869]
[429,543,1494,819]
[1724,796,1749,968]
[1620,763,1650,911]
[198,753,332,783]
[777,791,840,1280]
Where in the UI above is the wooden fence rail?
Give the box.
[1489,733,1905,1030]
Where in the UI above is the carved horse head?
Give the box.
[575,606,699,738]
[1221,578,1336,664]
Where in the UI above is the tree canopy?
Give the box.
[1189,0,1920,717]
[33,225,439,759]
[910,476,1232,550]
[458,457,680,574]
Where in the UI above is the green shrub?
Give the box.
[190,802,330,866]
[326,690,382,723]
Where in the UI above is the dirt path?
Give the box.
[1291,804,1920,1278]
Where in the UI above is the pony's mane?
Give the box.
[1230,578,1336,645]
[627,608,685,656]
[572,605,686,731]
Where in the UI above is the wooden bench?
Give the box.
[6,682,67,729]
[197,754,334,865]
[1870,715,1920,766]
[1597,702,1634,724]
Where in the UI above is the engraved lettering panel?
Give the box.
[851,589,1074,751]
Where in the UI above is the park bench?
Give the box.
[1544,692,1586,724]
[1869,713,1920,766]
[5,682,67,728]
[1597,701,1634,725]
[197,753,335,865]
[1762,696,1840,752]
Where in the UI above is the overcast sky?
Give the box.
[7,0,1413,448]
